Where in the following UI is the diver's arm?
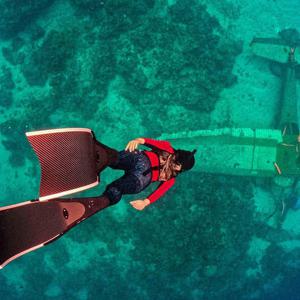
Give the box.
[129,179,175,210]
[130,198,150,210]
[125,137,174,153]
[146,178,176,204]
[142,138,174,153]
[125,138,145,152]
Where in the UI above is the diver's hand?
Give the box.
[130,199,150,210]
[125,138,145,152]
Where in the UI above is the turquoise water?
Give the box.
[0,0,300,299]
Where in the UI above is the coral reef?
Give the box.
[0,94,55,166]
[0,1,277,299]
[1,0,300,298]
[0,66,15,107]
[113,0,241,114]
[2,37,26,65]
[0,0,55,39]
[9,174,260,300]
[1,0,241,139]
[70,0,155,37]
[22,29,78,86]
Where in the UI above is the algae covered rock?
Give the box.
[22,29,77,86]
[0,66,15,108]
[2,37,26,65]
[0,93,55,167]
[0,0,55,39]
[114,0,241,112]
[70,0,154,33]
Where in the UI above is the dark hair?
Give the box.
[174,149,197,172]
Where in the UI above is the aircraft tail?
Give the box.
[250,38,297,63]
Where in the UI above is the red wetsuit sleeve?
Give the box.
[143,138,174,153]
[147,177,175,203]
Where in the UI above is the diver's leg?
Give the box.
[106,151,152,204]
[131,151,152,188]
[102,174,142,205]
[108,150,137,171]
[94,140,119,173]
[61,173,141,211]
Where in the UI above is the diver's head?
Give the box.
[174,149,197,173]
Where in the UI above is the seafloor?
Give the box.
[0,0,300,299]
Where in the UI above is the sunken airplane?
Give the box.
[158,28,300,219]
[0,29,299,269]
[159,29,300,176]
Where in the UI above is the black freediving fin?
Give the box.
[0,127,118,268]
[0,196,110,269]
[25,128,118,200]
[26,128,99,200]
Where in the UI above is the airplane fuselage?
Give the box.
[278,48,298,134]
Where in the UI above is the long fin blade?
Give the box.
[0,196,109,268]
[0,200,85,268]
[26,128,99,200]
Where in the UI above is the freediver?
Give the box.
[74,137,197,212]
[0,133,197,268]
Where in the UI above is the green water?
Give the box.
[0,0,300,299]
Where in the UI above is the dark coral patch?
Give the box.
[22,29,77,86]
[0,0,55,39]
[2,37,26,65]
[0,66,15,108]
[112,0,242,112]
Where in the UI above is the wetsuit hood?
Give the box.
[175,149,197,171]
